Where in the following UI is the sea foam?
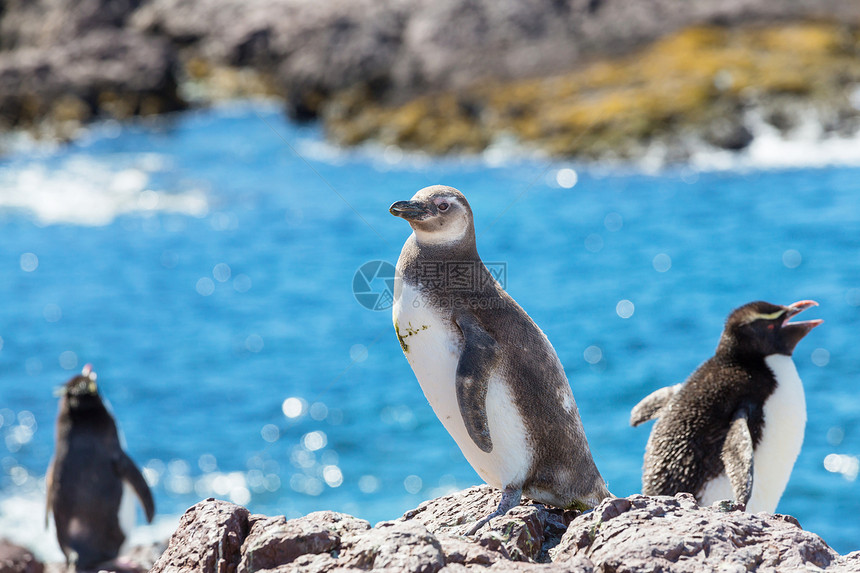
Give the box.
[690,110,860,172]
[0,154,208,227]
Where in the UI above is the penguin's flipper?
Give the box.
[630,384,682,426]
[721,405,754,508]
[114,452,156,523]
[454,312,500,453]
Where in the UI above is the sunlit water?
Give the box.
[1,102,858,558]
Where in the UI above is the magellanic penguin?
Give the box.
[46,365,155,570]
[390,185,611,533]
[631,300,822,513]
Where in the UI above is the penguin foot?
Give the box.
[466,486,522,535]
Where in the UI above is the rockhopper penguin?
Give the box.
[390,185,611,534]
[631,300,822,512]
[46,365,155,570]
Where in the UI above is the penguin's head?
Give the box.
[61,364,102,410]
[389,185,475,247]
[721,300,822,357]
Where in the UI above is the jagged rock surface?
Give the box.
[149,487,860,572]
[150,497,249,573]
[554,493,849,572]
[239,511,370,572]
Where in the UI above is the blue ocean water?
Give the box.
[0,103,858,556]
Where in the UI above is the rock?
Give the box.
[0,540,43,573]
[128,0,860,116]
[434,535,510,568]
[0,29,183,135]
[0,0,181,135]
[323,21,860,159]
[398,485,580,563]
[0,0,141,50]
[702,118,754,151]
[552,493,843,572]
[150,498,250,573]
[239,511,369,572]
[338,520,446,572]
[150,490,856,571]
[400,485,506,535]
[130,0,412,118]
[2,0,860,157]
[840,551,860,570]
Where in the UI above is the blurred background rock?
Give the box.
[1,0,859,158]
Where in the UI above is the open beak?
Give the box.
[784,300,823,329]
[389,200,430,221]
[781,300,822,353]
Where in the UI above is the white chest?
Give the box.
[698,354,806,513]
[392,281,531,489]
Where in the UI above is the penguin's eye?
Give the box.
[438,202,449,212]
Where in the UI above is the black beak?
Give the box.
[781,300,822,354]
[389,200,430,221]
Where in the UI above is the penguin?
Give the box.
[46,364,155,570]
[390,185,611,534]
[630,300,822,513]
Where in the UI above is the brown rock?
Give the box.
[449,559,594,572]
[552,493,842,572]
[0,29,183,133]
[488,505,547,562]
[338,520,446,572]
[0,540,43,573]
[435,535,509,567]
[239,511,369,573]
[151,498,250,573]
[258,552,340,573]
[399,485,579,563]
[147,491,855,572]
[399,485,504,536]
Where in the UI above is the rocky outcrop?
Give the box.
[239,511,371,572]
[129,0,860,115]
[554,494,847,571]
[0,0,184,139]
[1,0,860,157]
[323,22,860,158]
[150,486,860,572]
[150,497,249,572]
